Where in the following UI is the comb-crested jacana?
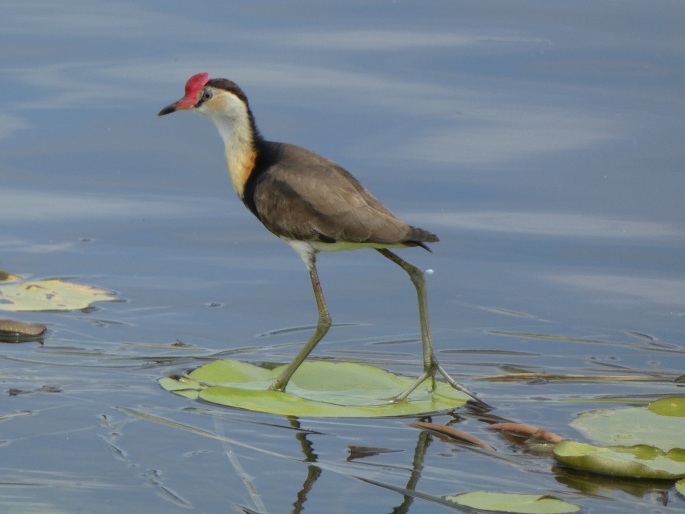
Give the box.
[159,73,480,403]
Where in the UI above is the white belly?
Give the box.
[283,238,404,269]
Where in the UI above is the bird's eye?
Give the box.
[202,89,213,101]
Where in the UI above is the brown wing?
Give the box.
[249,142,437,246]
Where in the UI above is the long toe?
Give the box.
[389,370,432,403]
[433,361,489,406]
[389,361,488,406]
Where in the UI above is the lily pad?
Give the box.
[444,491,580,513]
[676,479,685,497]
[648,397,685,417]
[0,279,118,312]
[553,441,685,479]
[570,399,685,452]
[0,271,20,282]
[160,359,469,417]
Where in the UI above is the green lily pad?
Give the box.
[160,359,469,417]
[553,441,685,479]
[0,279,118,312]
[676,479,685,497]
[443,491,580,513]
[0,271,20,282]
[571,399,685,452]
[648,397,685,417]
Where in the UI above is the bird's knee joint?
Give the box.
[318,314,332,331]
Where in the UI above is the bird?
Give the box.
[158,72,481,404]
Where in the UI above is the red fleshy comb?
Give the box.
[185,72,209,96]
[158,72,211,115]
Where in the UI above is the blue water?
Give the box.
[1,1,684,512]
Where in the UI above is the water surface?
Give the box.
[1,1,684,512]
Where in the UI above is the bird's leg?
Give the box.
[269,258,331,392]
[376,249,483,404]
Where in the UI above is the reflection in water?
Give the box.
[401,107,616,165]
[286,416,436,514]
[411,211,681,239]
[289,417,322,514]
[3,1,684,512]
[271,30,551,51]
[547,273,685,307]
[389,430,432,514]
[0,188,218,222]
[0,113,28,139]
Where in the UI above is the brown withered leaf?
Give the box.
[411,421,497,451]
[0,319,47,343]
[489,422,565,444]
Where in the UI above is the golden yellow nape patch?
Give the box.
[225,148,256,197]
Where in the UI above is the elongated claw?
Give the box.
[389,360,488,406]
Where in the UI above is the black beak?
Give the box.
[158,103,177,116]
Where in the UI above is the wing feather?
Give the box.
[250,142,436,246]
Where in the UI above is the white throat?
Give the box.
[200,96,256,198]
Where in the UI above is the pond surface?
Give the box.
[1,1,684,512]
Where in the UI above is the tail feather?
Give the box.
[407,225,439,252]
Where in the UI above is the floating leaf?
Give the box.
[0,319,46,343]
[444,491,580,513]
[676,479,685,497]
[648,397,685,417]
[412,421,497,451]
[571,402,685,452]
[0,319,46,335]
[489,422,565,444]
[0,271,20,282]
[553,441,685,479]
[158,376,203,400]
[160,359,469,417]
[0,279,118,312]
